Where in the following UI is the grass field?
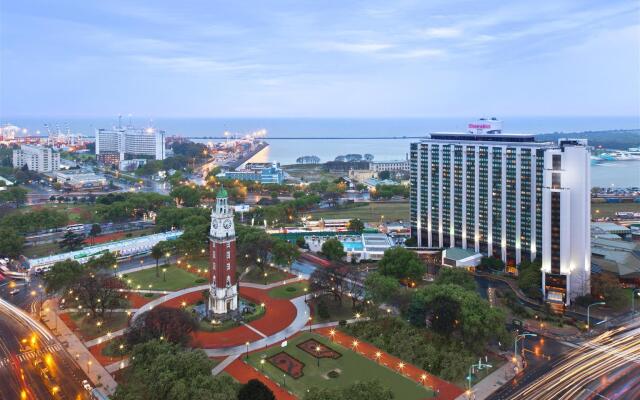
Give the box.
[241,266,291,284]
[246,332,432,399]
[68,311,129,339]
[310,295,358,323]
[282,164,343,182]
[268,281,309,299]
[22,242,61,258]
[309,202,409,223]
[122,265,205,291]
[23,203,100,223]
[592,201,640,219]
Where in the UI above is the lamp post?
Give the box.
[162,267,167,282]
[245,341,250,360]
[514,333,537,367]
[587,302,606,331]
[260,359,265,371]
[467,359,492,397]
[315,346,321,367]
[308,316,312,332]
[632,289,640,315]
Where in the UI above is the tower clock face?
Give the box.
[223,219,232,229]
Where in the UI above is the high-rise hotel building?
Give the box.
[96,126,165,165]
[410,122,591,305]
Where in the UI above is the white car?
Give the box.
[9,288,20,295]
[82,379,92,392]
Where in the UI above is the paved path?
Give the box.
[241,276,305,290]
[85,328,127,347]
[225,358,297,400]
[455,357,516,400]
[211,354,239,376]
[42,299,118,395]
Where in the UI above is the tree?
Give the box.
[305,380,393,400]
[170,185,202,207]
[348,218,365,233]
[89,223,102,245]
[59,230,85,251]
[478,256,505,272]
[151,243,164,278]
[378,170,391,180]
[295,236,306,248]
[113,340,239,400]
[378,247,424,283]
[364,272,398,304]
[43,253,125,319]
[592,273,628,311]
[428,294,462,335]
[435,268,476,292]
[236,225,273,271]
[517,259,542,300]
[0,227,25,258]
[309,263,350,304]
[0,186,28,207]
[321,238,346,262]
[271,239,298,270]
[126,307,198,347]
[238,379,275,400]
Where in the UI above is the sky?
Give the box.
[0,0,639,118]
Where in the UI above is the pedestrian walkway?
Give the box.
[315,327,464,400]
[211,354,239,376]
[42,299,118,395]
[240,275,305,290]
[455,357,515,400]
[225,358,297,400]
[85,328,128,347]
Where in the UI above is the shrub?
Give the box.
[195,278,207,283]
[327,370,340,378]
[317,300,330,319]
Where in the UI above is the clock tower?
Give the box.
[208,187,238,316]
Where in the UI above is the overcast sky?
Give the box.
[1,0,639,118]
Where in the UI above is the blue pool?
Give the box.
[341,240,364,251]
[291,259,318,276]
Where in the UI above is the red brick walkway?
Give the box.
[161,285,299,348]
[225,358,297,400]
[315,327,464,400]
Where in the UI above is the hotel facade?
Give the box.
[410,130,590,305]
[96,126,165,165]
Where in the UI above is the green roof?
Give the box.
[217,186,228,198]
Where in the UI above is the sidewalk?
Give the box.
[42,299,118,395]
[455,356,516,400]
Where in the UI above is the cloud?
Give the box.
[416,27,462,39]
[313,41,394,54]
[387,48,445,59]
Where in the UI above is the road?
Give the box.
[488,323,640,400]
[0,296,91,400]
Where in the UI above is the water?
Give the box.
[4,116,639,186]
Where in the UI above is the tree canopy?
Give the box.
[0,227,25,258]
[348,218,365,233]
[434,267,477,292]
[237,379,275,400]
[304,380,393,400]
[377,247,424,283]
[321,238,345,262]
[113,340,238,400]
[364,272,399,304]
[126,307,198,347]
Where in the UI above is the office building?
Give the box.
[55,171,108,190]
[370,160,410,172]
[96,126,165,165]
[410,130,590,306]
[219,163,284,185]
[12,145,60,172]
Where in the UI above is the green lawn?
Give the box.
[22,203,100,223]
[268,281,309,299]
[246,332,432,399]
[122,265,206,291]
[22,242,62,258]
[309,202,409,223]
[310,295,358,323]
[241,266,291,284]
[69,311,129,339]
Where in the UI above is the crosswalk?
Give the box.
[0,343,62,369]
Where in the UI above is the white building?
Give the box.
[12,145,60,172]
[370,160,410,172]
[96,126,165,165]
[410,130,591,306]
[55,171,108,190]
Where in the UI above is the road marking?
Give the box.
[241,322,268,338]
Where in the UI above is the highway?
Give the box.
[0,280,91,400]
[488,323,640,400]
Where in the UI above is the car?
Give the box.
[82,379,92,392]
[9,288,20,295]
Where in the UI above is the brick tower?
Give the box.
[208,187,238,316]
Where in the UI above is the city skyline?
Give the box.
[1,0,639,118]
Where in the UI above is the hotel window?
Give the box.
[552,154,562,170]
[552,173,561,189]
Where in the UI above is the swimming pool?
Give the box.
[341,240,364,251]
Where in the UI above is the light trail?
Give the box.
[510,325,640,399]
[0,298,53,341]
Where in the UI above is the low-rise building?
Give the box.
[55,171,108,190]
[13,145,60,172]
[442,247,483,269]
[591,222,631,239]
[219,163,284,184]
[591,238,640,285]
[348,169,377,182]
[370,160,410,172]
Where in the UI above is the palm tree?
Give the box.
[151,243,163,277]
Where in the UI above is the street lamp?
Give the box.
[245,341,250,359]
[587,302,606,331]
[315,346,321,367]
[632,289,640,315]
[308,316,312,332]
[260,359,265,371]
[467,359,492,397]
[514,333,537,365]
[162,267,167,282]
